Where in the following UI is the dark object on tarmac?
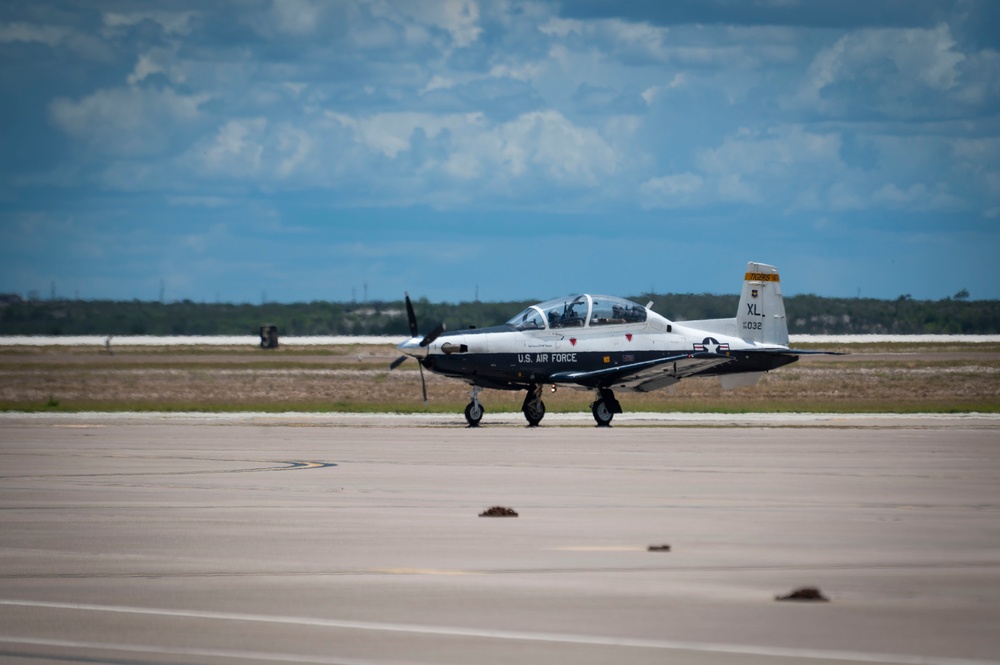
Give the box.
[479,506,518,517]
[775,587,829,602]
[647,544,671,552]
[259,325,279,349]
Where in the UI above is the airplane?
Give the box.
[390,262,836,427]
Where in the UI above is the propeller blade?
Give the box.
[404,292,419,338]
[420,322,446,347]
[389,355,408,371]
[419,364,427,405]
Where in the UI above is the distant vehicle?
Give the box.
[391,262,838,427]
[259,325,279,349]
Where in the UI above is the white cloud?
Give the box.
[328,111,479,159]
[274,126,314,179]
[127,49,186,86]
[871,182,963,211]
[795,24,969,116]
[228,107,624,201]
[696,126,842,178]
[640,172,704,208]
[269,0,323,36]
[372,0,482,49]
[538,17,584,39]
[0,20,119,61]
[0,21,70,46]
[103,10,198,37]
[199,118,268,177]
[421,75,456,94]
[416,0,483,48]
[440,110,620,187]
[489,62,544,83]
[49,87,209,157]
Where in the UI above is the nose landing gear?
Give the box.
[464,386,484,427]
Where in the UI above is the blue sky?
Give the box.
[1,0,998,305]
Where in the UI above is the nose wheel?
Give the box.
[464,387,484,427]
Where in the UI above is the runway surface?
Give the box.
[1,413,998,665]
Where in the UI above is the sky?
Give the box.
[1,0,998,305]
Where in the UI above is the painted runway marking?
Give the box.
[374,568,478,576]
[0,459,336,480]
[548,546,646,552]
[1,599,996,665]
[0,635,381,665]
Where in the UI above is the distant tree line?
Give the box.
[0,293,997,336]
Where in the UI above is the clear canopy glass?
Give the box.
[507,295,647,331]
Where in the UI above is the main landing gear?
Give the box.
[590,388,622,427]
[522,385,546,427]
[463,385,622,428]
[463,384,548,427]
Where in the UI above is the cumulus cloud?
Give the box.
[198,118,268,177]
[640,172,704,208]
[10,3,999,239]
[370,0,482,49]
[49,87,210,157]
[163,104,626,208]
[326,109,620,190]
[697,126,842,176]
[102,10,199,37]
[269,0,324,36]
[794,23,974,118]
[0,21,71,46]
[127,48,187,86]
[871,182,963,211]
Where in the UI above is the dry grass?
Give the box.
[2,343,998,413]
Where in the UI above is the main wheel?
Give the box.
[523,399,545,427]
[464,400,484,427]
[591,399,614,427]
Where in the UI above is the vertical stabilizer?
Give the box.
[736,262,788,346]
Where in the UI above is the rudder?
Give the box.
[736,262,788,346]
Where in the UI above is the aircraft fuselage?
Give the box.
[415,322,798,392]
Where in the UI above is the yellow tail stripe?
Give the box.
[745,272,780,282]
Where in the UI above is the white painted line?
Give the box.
[0,635,397,665]
[1,599,995,665]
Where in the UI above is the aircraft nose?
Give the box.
[397,336,426,357]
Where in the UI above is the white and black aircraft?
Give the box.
[390,262,834,427]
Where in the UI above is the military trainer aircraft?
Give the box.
[390,262,833,427]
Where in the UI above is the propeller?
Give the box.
[389,292,445,405]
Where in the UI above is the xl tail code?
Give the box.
[736,262,788,346]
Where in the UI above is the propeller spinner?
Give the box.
[389,293,445,404]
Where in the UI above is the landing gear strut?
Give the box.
[522,384,546,427]
[464,386,484,427]
[591,388,622,427]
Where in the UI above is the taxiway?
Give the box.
[1,413,998,664]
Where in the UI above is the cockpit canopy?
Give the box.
[507,294,648,331]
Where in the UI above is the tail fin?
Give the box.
[736,262,788,346]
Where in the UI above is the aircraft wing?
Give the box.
[549,352,733,393]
